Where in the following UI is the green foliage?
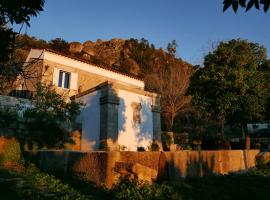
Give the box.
[23,84,81,148]
[48,38,70,54]
[246,168,270,176]
[137,146,146,152]
[0,107,19,134]
[112,177,183,200]
[161,132,173,150]
[188,39,270,131]
[122,38,156,77]
[0,0,44,61]
[0,138,21,165]
[0,163,89,200]
[31,173,88,200]
[223,0,270,13]
[99,140,109,151]
[150,143,160,151]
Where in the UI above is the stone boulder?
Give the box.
[114,162,158,183]
[83,40,94,47]
[82,46,95,56]
[69,42,84,53]
[131,163,158,182]
[96,39,103,45]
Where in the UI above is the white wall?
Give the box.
[117,90,153,151]
[76,90,101,151]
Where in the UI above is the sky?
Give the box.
[15,0,270,65]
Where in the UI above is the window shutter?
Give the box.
[70,72,78,90]
[53,67,59,86]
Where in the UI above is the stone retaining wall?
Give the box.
[0,95,31,109]
[33,150,259,188]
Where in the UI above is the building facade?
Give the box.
[19,49,161,151]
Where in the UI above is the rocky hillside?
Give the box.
[15,35,191,79]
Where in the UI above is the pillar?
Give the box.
[99,84,120,151]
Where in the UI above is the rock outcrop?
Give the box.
[69,42,84,53]
[68,38,139,73]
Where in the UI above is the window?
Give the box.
[58,70,70,89]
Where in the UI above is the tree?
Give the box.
[48,38,69,54]
[145,41,193,131]
[0,0,45,94]
[23,84,81,148]
[0,0,45,61]
[223,0,270,13]
[187,39,270,137]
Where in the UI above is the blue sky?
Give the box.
[15,0,270,65]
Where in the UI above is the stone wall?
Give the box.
[33,150,259,188]
[0,95,30,109]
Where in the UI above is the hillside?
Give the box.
[14,35,192,80]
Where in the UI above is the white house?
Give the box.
[19,49,162,151]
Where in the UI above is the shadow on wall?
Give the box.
[77,90,101,151]
[186,153,215,177]
[136,97,153,148]
[34,150,259,188]
[158,152,216,181]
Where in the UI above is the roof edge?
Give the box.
[37,48,144,82]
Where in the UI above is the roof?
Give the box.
[44,48,143,81]
[72,81,158,99]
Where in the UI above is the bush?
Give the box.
[23,84,82,148]
[0,107,19,136]
[150,143,160,151]
[0,137,21,166]
[161,132,173,151]
[112,177,183,200]
[99,140,108,151]
[137,146,145,151]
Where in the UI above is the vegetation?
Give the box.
[1,158,270,200]
[223,0,270,13]
[187,39,270,138]
[0,0,45,94]
[145,41,193,131]
[0,165,89,200]
[23,84,81,148]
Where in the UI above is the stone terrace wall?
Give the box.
[0,95,30,109]
[33,150,259,188]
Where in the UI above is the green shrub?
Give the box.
[99,140,108,151]
[112,177,183,200]
[137,146,145,151]
[112,177,146,200]
[150,143,160,151]
[23,84,82,149]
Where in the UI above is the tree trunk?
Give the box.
[220,118,225,137]
[242,123,250,150]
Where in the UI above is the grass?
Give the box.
[0,165,90,200]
